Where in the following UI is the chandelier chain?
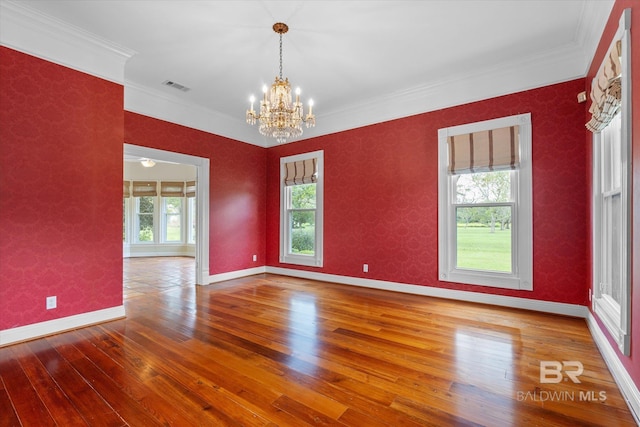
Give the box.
[279,33,283,80]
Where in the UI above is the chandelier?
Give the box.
[246,22,315,144]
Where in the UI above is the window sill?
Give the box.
[280,254,323,268]
[440,269,532,291]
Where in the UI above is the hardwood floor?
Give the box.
[1,257,636,426]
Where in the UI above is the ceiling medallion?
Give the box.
[246,22,315,144]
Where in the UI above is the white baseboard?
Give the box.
[587,313,640,424]
[0,305,125,347]
[265,267,588,318]
[207,266,266,284]
[124,250,196,258]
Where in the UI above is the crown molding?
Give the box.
[263,1,614,145]
[124,82,267,147]
[267,0,616,145]
[0,0,613,145]
[99,34,591,147]
[0,0,136,84]
[574,0,615,75]
[314,41,586,139]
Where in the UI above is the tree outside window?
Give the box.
[455,171,513,273]
[289,184,316,255]
[137,196,154,242]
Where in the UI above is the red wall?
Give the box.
[0,48,267,331]
[0,47,124,329]
[586,0,640,392]
[124,112,267,275]
[4,3,636,396]
[267,78,588,305]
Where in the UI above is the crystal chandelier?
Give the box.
[246,23,315,144]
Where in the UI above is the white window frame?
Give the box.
[123,197,130,243]
[279,150,324,267]
[592,9,631,356]
[161,196,184,243]
[438,113,532,290]
[187,196,197,244]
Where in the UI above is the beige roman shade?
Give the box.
[447,125,519,175]
[185,181,196,198]
[132,181,157,197]
[123,180,130,198]
[284,158,317,186]
[160,181,184,197]
[586,40,622,133]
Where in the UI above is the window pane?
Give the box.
[139,196,154,213]
[290,211,315,255]
[165,214,181,241]
[456,171,511,203]
[603,193,621,304]
[164,197,182,214]
[164,197,182,242]
[290,184,316,209]
[602,112,622,192]
[456,206,512,272]
[138,214,154,241]
[137,196,154,242]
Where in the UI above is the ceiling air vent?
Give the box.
[162,80,190,92]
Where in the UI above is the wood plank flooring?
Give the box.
[1,257,636,426]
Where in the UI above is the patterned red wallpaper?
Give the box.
[586,0,640,392]
[3,0,637,396]
[124,112,267,275]
[0,46,124,329]
[266,78,589,305]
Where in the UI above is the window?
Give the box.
[280,151,323,267]
[131,181,157,243]
[162,197,182,242]
[125,180,197,247]
[438,113,532,290]
[591,9,631,355]
[160,181,184,243]
[136,196,155,242]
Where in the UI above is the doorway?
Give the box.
[124,144,210,285]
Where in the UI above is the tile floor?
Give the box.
[123,256,195,299]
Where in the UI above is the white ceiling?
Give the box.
[3,1,614,147]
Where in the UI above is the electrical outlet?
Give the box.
[46,296,57,310]
[253,254,257,262]
[363,264,368,273]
